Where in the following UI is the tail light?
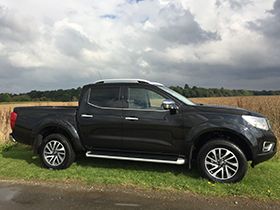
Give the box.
[10,112,18,130]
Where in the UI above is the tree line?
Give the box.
[0,85,279,103]
[169,84,280,98]
[0,87,82,102]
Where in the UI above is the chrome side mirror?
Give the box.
[162,99,178,110]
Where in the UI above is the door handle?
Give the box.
[125,117,139,121]
[81,114,93,118]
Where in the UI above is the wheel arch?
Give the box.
[32,118,84,154]
[185,120,258,166]
[192,130,254,161]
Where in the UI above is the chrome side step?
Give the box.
[85,152,185,165]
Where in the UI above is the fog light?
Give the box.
[262,141,275,153]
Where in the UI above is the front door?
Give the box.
[122,85,183,155]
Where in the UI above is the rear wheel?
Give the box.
[39,134,75,170]
[197,139,247,183]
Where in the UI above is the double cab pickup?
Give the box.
[10,79,277,183]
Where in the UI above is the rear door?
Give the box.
[77,84,124,150]
[122,84,183,155]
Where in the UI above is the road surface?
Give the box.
[0,180,279,209]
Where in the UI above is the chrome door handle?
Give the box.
[125,117,139,121]
[81,114,93,118]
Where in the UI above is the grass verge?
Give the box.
[0,144,279,201]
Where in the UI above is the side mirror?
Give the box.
[162,99,178,110]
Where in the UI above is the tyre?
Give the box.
[197,139,247,183]
[39,134,76,170]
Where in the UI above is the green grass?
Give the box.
[0,143,279,200]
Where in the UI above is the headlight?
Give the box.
[242,115,271,131]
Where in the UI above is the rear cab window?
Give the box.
[88,86,122,108]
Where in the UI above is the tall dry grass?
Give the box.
[0,102,78,144]
[0,97,279,151]
[0,106,12,144]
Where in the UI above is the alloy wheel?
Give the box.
[43,140,66,167]
[204,147,239,180]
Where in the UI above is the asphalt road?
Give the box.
[0,180,279,210]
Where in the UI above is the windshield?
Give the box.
[158,86,196,106]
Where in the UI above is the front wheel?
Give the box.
[39,134,75,170]
[197,139,247,183]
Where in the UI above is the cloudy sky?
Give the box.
[0,0,280,93]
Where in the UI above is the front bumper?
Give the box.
[251,130,277,167]
[9,133,17,143]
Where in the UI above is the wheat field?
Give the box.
[1,96,279,151]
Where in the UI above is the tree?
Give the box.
[238,89,252,96]
[184,84,190,89]
[170,86,184,95]
[183,89,191,98]
[12,94,31,102]
[61,93,71,102]
[0,93,12,102]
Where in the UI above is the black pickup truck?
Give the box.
[10,79,277,183]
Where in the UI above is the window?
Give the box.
[89,87,121,108]
[128,88,166,110]
[158,86,196,105]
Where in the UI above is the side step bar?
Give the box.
[86,152,185,165]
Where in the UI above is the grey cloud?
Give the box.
[217,66,280,82]
[2,66,86,94]
[269,0,280,16]
[247,0,280,40]
[0,57,27,93]
[55,27,99,58]
[158,63,280,91]
[158,4,220,45]
[0,5,40,43]
[216,0,252,10]
[0,57,22,80]
[120,3,220,58]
